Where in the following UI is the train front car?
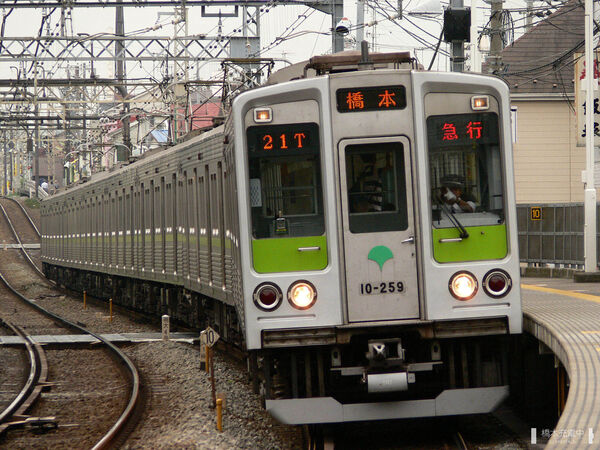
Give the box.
[230,59,521,425]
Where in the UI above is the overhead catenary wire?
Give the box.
[0,0,590,133]
[428,27,445,70]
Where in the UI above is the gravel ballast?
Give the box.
[123,341,303,449]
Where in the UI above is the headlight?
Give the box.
[288,280,317,310]
[449,271,478,301]
[253,283,282,311]
[483,269,512,298]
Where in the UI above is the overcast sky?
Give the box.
[0,1,532,82]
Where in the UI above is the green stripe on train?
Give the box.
[432,224,507,263]
[252,236,328,273]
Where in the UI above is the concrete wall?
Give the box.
[511,99,584,203]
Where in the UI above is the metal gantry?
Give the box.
[0,0,344,193]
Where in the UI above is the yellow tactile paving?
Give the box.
[522,283,600,448]
[522,283,600,304]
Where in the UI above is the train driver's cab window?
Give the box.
[246,123,325,239]
[345,142,408,233]
[427,112,504,228]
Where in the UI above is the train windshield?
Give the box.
[345,142,408,233]
[246,123,325,239]
[427,112,504,228]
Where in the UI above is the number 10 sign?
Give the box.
[200,326,220,348]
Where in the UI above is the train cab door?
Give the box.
[338,136,420,322]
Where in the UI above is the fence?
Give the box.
[517,203,589,267]
[23,179,49,199]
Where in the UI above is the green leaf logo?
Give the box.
[368,246,394,271]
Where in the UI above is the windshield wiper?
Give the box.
[434,195,469,240]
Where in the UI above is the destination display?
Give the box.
[336,85,407,112]
[427,113,499,147]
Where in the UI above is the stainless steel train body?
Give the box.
[41,55,521,425]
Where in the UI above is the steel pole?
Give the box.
[9,146,13,194]
[2,131,6,196]
[470,0,481,72]
[450,0,464,72]
[34,105,39,198]
[356,0,364,49]
[488,0,503,73]
[584,0,597,272]
[116,2,131,160]
[332,0,344,53]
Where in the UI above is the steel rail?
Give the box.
[0,320,47,434]
[0,199,140,449]
[455,431,469,450]
[3,197,40,237]
[0,202,45,279]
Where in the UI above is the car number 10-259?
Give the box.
[360,281,404,295]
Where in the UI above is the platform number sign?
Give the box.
[201,326,220,348]
[530,207,542,221]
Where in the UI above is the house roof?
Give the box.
[497,0,583,94]
[190,102,221,130]
[150,129,168,144]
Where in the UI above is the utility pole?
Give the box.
[33,65,40,198]
[115,1,131,160]
[2,131,6,196]
[371,4,377,52]
[173,2,189,141]
[525,0,533,33]
[9,141,13,194]
[333,0,344,52]
[488,0,503,73]
[584,0,597,272]
[470,0,481,72]
[356,0,365,49]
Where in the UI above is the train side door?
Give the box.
[339,136,419,322]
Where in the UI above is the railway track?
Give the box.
[0,197,142,449]
[0,199,44,277]
[0,319,50,436]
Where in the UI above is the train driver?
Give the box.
[439,175,477,213]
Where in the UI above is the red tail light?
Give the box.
[253,283,282,311]
[483,269,512,298]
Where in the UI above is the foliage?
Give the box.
[24,197,40,209]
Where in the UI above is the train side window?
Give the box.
[345,142,408,234]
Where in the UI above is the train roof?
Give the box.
[266,50,417,85]
[45,124,224,201]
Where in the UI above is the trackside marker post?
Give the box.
[162,315,170,340]
[202,326,220,408]
[83,290,87,309]
[216,398,223,431]
[109,298,113,323]
[210,348,216,408]
[199,330,207,371]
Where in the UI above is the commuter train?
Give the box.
[41,51,522,425]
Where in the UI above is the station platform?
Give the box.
[522,277,600,448]
[0,331,198,345]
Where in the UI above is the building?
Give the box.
[497,1,585,203]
